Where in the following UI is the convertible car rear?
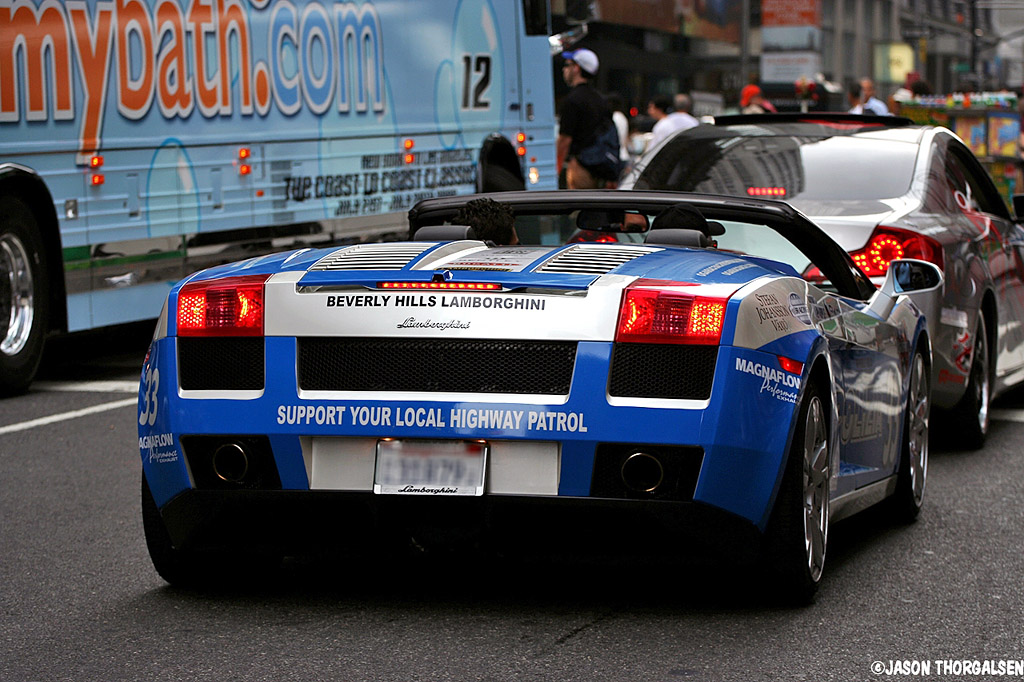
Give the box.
[138,191,941,601]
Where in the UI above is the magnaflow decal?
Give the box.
[734,358,800,403]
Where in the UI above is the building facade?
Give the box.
[550,0,1005,112]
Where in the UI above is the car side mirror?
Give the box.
[869,259,943,319]
[880,259,943,296]
[1013,193,1024,221]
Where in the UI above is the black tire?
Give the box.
[951,315,990,450]
[0,195,49,396]
[890,348,929,522]
[479,164,525,192]
[764,382,830,604]
[141,473,280,587]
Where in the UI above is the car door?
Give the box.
[825,289,906,494]
[945,143,1024,374]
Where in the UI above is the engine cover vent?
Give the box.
[535,244,661,276]
[310,243,433,271]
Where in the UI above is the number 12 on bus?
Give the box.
[0,0,557,393]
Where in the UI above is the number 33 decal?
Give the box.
[139,366,160,426]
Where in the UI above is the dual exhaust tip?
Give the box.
[215,442,664,492]
[212,442,250,484]
[620,452,664,494]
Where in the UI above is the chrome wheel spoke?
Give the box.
[801,396,829,581]
[0,234,34,356]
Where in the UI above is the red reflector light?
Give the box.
[777,355,803,375]
[378,281,501,290]
[89,155,104,168]
[616,280,728,345]
[747,186,786,197]
[91,174,104,185]
[849,226,944,278]
[176,274,269,337]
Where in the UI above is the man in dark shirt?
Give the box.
[452,197,518,245]
[557,48,615,189]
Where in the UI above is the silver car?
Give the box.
[623,114,1024,448]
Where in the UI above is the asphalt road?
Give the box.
[2,324,1023,682]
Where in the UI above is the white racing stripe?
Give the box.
[0,398,138,436]
[34,380,139,394]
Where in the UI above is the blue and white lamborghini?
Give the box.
[138,191,941,600]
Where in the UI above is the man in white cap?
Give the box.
[557,48,618,189]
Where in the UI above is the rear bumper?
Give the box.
[159,489,765,563]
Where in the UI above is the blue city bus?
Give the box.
[0,0,558,393]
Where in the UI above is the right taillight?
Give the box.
[616,280,729,345]
[849,226,944,277]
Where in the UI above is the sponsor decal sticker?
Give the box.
[276,403,589,432]
[139,432,178,463]
[953,329,973,373]
[695,258,746,277]
[734,357,800,403]
[324,294,545,311]
[752,292,793,333]
[789,292,811,326]
[938,369,967,385]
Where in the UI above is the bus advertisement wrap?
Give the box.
[0,0,557,393]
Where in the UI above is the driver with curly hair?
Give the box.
[452,197,519,245]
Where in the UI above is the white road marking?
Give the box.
[34,380,138,394]
[0,398,138,436]
[991,409,1024,423]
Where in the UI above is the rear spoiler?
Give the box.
[711,113,916,128]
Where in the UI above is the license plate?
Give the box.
[373,439,487,496]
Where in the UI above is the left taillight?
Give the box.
[176,274,270,337]
[616,280,729,345]
[804,225,944,283]
[850,226,944,277]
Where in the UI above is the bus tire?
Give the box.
[0,195,49,396]
[480,165,525,192]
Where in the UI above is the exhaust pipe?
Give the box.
[620,452,664,493]
[212,442,250,483]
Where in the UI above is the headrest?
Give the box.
[650,203,709,233]
[644,228,711,247]
[413,225,478,241]
[576,208,625,230]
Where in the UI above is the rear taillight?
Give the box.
[849,226,944,278]
[176,274,269,337]
[616,280,729,345]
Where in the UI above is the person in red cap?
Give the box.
[740,83,776,113]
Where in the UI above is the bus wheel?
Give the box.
[0,196,49,395]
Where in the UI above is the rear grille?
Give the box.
[608,344,717,399]
[178,337,264,390]
[298,338,577,394]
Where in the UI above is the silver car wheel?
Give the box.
[802,395,829,583]
[907,352,929,506]
[0,231,34,357]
